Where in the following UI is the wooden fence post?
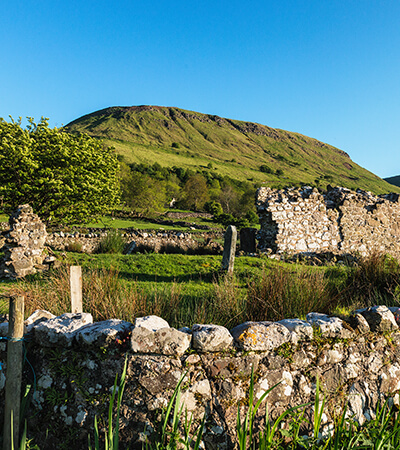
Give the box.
[3,296,24,450]
[70,266,83,313]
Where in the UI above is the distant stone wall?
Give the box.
[46,230,223,254]
[256,186,400,257]
[1,306,400,449]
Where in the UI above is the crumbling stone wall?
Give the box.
[46,230,223,254]
[1,306,400,449]
[0,205,48,278]
[257,186,400,257]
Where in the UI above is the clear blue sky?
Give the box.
[1,0,400,178]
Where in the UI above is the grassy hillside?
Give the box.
[384,175,400,188]
[65,106,399,194]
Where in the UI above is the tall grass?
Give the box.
[11,265,186,324]
[246,265,335,321]
[9,252,400,327]
[96,230,126,254]
[342,252,400,308]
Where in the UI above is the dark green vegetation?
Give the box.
[0,117,120,224]
[4,252,400,329]
[65,105,398,194]
[385,175,400,188]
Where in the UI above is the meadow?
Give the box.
[2,250,400,330]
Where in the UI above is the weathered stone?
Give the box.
[356,306,398,332]
[3,304,400,449]
[134,315,170,331]
[230,321,291,351]
[354,313,371,333]
[181,378,212,417]
[33,313,93,347]
[0,205,48,279]
[221,225,237,273]
[0,322,8,337]
[75,319,133,348]
[306,313,353,338]
[25,310,56,333]
[278,318,313,340]
[131,327,191,356]
[192,324,234,352]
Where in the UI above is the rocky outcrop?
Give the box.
[256,186,400,257]
[1,306,400,449]
[0,205,48,278]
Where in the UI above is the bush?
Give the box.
[65,241,83,253]
[259,164,273,174]
[205,200,223,217]
[96,230,126,254]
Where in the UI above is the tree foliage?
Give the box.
[0,117,121,224]
[120,165,167,216]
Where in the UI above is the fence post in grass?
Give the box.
[222,225,237,274]
[70,265,83,313]
[3,295,24,450]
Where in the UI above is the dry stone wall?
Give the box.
[46,229,223,254]
[0,205,49,278]
[257,186,400,257]
[1,307,400,449]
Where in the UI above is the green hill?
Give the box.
[384,175,400,188]
[65,105,398,194]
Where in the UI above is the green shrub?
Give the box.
[96,230,126,254]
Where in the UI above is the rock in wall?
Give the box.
[256,186,400,257]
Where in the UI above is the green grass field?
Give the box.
[2,251,398,329]
[79,213,225,231]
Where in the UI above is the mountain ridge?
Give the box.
[65,105,399,194]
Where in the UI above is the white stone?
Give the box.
[38,374,53,389]
[278,319,313,340]
[75,409,87,425]
[356,306,398,332]
[231,321,291,351]
[34,313,93,347]
[75,319,133,348]
[131,326,191,356]
[134,315,170,331]
[192,324,234,352]
[181,379,211,416]
[306,313,352,338]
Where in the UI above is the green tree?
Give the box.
[178,174,209,211]
[0,117,120,224]
[121,170,167,215]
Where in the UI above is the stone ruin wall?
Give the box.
[0,205,49,278]
[256,186,400,257]
[1,306,400,449]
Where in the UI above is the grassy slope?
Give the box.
[65,105,399,194]
[384,175,400,188]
